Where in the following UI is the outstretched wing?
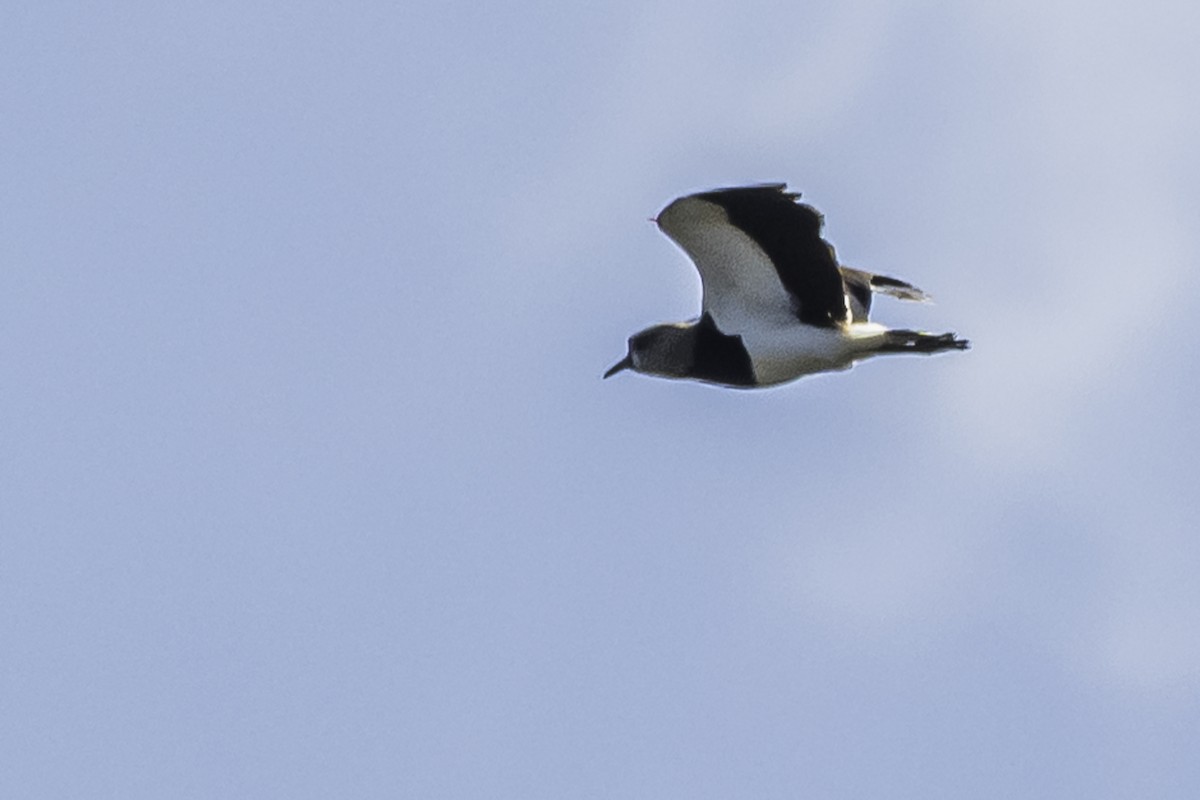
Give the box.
[655,183,848,333]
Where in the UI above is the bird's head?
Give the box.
[604,322,696,380]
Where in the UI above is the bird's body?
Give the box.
[605,183,968,388]
[737,319,885,386]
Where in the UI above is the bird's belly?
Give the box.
[742,326,861,386]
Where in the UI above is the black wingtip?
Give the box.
[697,182,792,199]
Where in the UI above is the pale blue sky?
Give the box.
[4,2,1200,797]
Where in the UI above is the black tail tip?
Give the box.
[879,330,971,354]
[931,332,970,351]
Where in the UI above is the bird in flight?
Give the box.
[604,183,968,388]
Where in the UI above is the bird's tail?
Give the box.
[876,329,970,354]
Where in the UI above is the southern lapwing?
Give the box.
[604,183,968,388]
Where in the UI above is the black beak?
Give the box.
[603,354,633,379]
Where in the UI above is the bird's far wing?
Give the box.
[840,267,932,322]
[655,184,848,333]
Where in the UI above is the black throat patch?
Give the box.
[690,314,756,387]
